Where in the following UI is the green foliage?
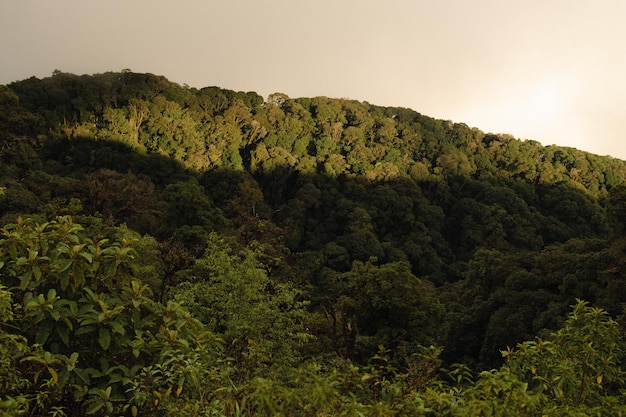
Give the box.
[85,168,165,233]
[170,233,311,380]
[419,302,626,416]
[162,179,230,234]
[0,216,136,293]
[318,260,444,362]
[4,71,626,415]
[0,217,220,416]
[506,300,624,410]
[0,286,31,416]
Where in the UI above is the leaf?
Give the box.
[36,322,53,345]
[108,373,124,384]
[47,366,59,384]
[109,320,126,336]
[68,300,78,316]
[73,268,86,290]
[60,272,69,291]
[74,367,92,385]
[26,298,41,310]
[85,402,104,415]
[99,328,111,351]
[68,352,79,371]
[80,251,93,263]
[19,269,33,289]
[56,258,73,273]
[33,264,42,281]
[597,375,603,384]
[47,288,58,301]
[58,369,70,389]
[75,324,96,335]
[61,316,74,330]
[57,326,70,346]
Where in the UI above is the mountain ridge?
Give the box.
[4,70,625,185]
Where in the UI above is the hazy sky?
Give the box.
[2,1,626,159]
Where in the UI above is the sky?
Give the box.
[1,0,626,159]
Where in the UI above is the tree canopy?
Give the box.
[2,70,626,415]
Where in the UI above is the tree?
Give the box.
[161,179,230,234]
[318,260,444,362]
[505,300,626,413]
[85,168,165,233]
[170,233,311,381]
[0,216,228,416]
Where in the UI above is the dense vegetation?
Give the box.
[2,70,626,415]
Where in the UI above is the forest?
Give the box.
[2,70,626,416]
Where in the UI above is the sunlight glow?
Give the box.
[525,84,564,125]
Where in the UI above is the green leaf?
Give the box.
[8,244,17,260]
[36,322,53,345]
[80,251,93,263]
[58,369,70,388]
[60,272,69,291]
[32,264,42,281]
[75,324,97,335]
[26,298,41,310]
[99,328,111,351]
[19,269,33,289]
[56,258,73,272]
[68,301,78,316]
[78,301,97,315]
[108,373,124,384]
[61,316,73,330]
[56,326,70,346]
[73,267,86,290]
[74,367,92,384]
[50,309,61,321]
[47,366,59,384]
[47,288,58,301]
[69,352,79,365]
[85,402,104,415]
[110,320,126,336]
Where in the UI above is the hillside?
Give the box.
[2,71,626,416]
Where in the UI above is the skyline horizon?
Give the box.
[4,67,622,162]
